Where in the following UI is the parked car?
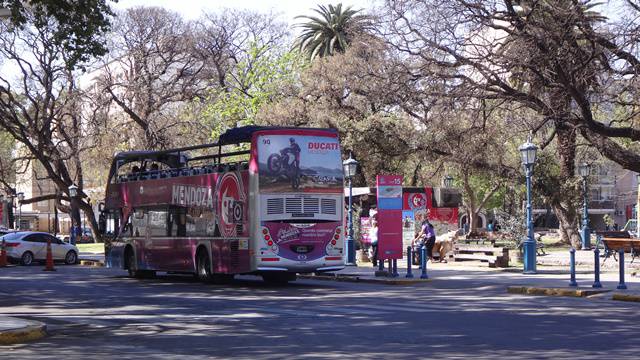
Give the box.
[1,231,79,266]
[60,227,94,244]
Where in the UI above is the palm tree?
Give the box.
[295,3,370,61]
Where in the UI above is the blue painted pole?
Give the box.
[593,247,602,288]
[523,166,537,274]
[569,248,577,287]
[420,245,428,279]
[346,178,356,265]
[406,246,414,278]
[581,177,591,250]
[618,249,627,290]
[392,259,398,277]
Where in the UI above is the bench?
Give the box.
[460,238,496,246]
[453,244,509,268]
[600,237,640,264]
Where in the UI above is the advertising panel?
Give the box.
[376,175,403,260]
[360,217,371,245]
[257,135,343,193]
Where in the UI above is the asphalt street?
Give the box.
[1,265,639,359]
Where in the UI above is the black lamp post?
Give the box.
[68,184,79,245]
[17,192,24,230]
[343,155,359,266]
[444,175,454,188]
[579,163,591,250]
[518,138,538,274]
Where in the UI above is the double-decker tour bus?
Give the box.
[100,126,345,283]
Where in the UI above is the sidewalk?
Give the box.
[78,250,640,301]
[303,258,640,302]
[0,317,47,345]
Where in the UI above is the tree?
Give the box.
[0,0,115,67]
[194,9,293,139]
[295,3,372,60]
[380,0,640,246]
[95,6,209,150]
[0,10,102,239]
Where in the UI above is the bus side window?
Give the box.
[169,208,186,237]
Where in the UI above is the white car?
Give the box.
[2,231,79,266]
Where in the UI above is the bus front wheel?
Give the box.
[126,248,154,279]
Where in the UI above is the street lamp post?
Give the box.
[518,139,538,274]
[68,184,79,245]
[17,192,24,230]
[443,175,454,188]
[579,163,592,250]
[343,155,359,266]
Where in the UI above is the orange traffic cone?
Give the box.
[43,238,56,272]
[0,240,7,268]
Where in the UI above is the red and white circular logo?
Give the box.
[409,193,426,210]
[216,172,245,237]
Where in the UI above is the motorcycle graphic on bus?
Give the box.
[266,137,301,189]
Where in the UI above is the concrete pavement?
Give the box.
[0,317,46,345]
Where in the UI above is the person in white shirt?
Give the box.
[369,219,379,267]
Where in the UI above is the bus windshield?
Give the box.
[257,134,343,193]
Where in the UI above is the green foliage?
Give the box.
[295,3,370,60]
[203,44,306,141]
[1,0,115,67]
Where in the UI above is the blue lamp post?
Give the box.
[518,139,538,274]
[343,155,358,266]
[579,163,591,250]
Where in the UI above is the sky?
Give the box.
[114,0,377,24]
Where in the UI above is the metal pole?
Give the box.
[392,259,398,277]
[569,248,577,287]
[346,177,355,265]
[581,177,591,250]
[420,245,428,279]
[617,249,627,290]
[17,202,21,230]
[593,247,602,288]
[406,246,414,278]
[523,166,537,274]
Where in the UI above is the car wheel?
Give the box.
[64,250,78,265]
[21,251,34,266]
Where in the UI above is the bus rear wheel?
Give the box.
[196,250,213,283]
[262,272,296,284]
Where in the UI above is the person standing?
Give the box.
[369,219,379,267]
[415,219,437,262]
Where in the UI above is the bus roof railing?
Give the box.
[107,126,338,184]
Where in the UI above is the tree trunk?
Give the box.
[551,115,582,246]
[468,209,478,234]
[551,200,581,248]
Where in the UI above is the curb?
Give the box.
[612,293,640,303]
[507,286,611,298]
[79,260,104,267]
[0,320,47,345]
[298,274,431,285]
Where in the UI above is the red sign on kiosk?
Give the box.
[376,175,403,260]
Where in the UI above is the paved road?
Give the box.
[1,265,639,359]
